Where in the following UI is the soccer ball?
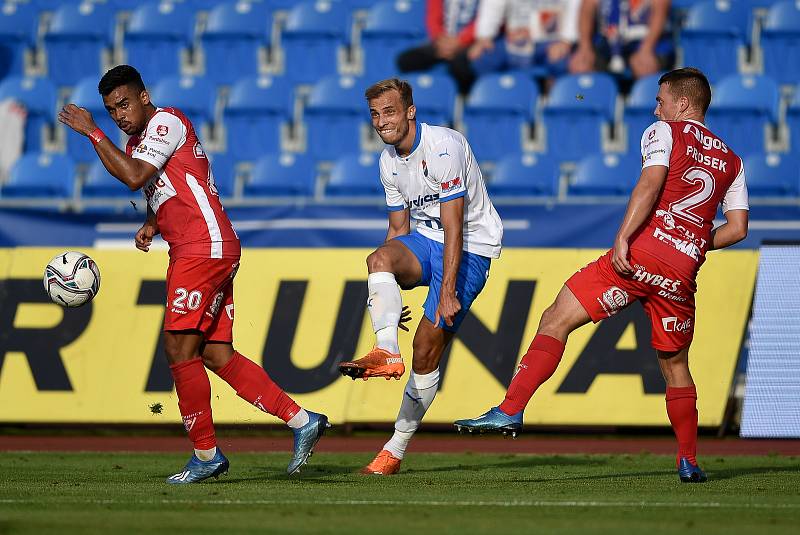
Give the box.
[43,251,101,307]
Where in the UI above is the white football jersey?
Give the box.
[380,123,503,258]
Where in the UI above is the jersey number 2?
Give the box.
[670,167,715,227]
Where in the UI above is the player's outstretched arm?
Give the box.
[709,209,748,251]
[57,104,157,191]
[612,165,668,275]
[385,208,411,242]
[435,196,464,327]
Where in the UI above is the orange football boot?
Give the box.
[360,450,402,475]
[338,348,405,380]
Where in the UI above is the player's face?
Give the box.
[369,90,415,146]
[102,84,151,136]
[654,83,682,121]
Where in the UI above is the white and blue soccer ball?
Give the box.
[43,251,101,307]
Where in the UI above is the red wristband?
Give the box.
[88,128,106,145]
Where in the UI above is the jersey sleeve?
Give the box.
[379,153,406,212]
[131,111,185,171]
[430,137,468,203]
[722,157,750,213]
[641,121,672,169]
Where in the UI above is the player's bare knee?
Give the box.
[163,336,191,364]
[366,248,393,274]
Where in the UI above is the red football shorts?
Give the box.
[566,249,697,351]
[164,257,240,342]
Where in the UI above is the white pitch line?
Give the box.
[1,498,799,509]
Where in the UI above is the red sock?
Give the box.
[215,351,300,422]
[499,334,565,416]
[666,385,698,466]
[170,357,216,450]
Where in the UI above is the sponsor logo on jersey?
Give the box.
[648,128,656,140]
[410,193,439,208]
[156,124,169,136]
[631,266,682,293]
[661,316,693,333]
[136,143,147,154]
[422,159,428,177]
[193,142,206,159]
[684,123,729,154]
[653,227,701,260]
[597,286,629,316]
[442,177,462,194]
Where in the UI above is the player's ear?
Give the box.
[140,89,151,106]
[406,104,416,121]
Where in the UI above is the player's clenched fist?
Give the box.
[58,103,97,136]
[611,238,634,275]
[135,221,158,252]
[434,292,462,328]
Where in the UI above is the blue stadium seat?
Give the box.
[788,88,800,152]
[570,153,640,196]
[742,152,800,196]
[201,1,273,85]
[326,153,383,196]
[124,2,196,83]
[761,1,800,85]
[245,152,316,196]
[2,152,74,198]
[489,153,560,196]
[706,74,779,155]
[463,73,538,161]
[44,3,114,87]
[224,75,293,160]
[405,72,456,126]
[361,0,426,79]
[0,75,56,153]
[66,77,121,164]
[207,150,236,197]
[624,74,661,153]
[109,0,146,10]
[0,2,39,79]
[304,75,365,161]
[543,73,617,162]
[679,1,751,83]
[282,1,350,84]
[82,161,130,197]
[149,75,216,130]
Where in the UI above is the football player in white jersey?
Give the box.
[338,78,503,475]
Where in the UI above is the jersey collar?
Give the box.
[401,121,422,160]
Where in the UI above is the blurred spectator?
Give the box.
[469,0,581,79]
[396,0,479,94]
[569,0,672,79]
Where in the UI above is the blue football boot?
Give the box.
[454,406,524,438]
[166,448,229,484]
[678,457,707,483]
[287,411,331,475]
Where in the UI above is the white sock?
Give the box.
[286,408,310,429]
[194,447,217,461]
[367,272,402,355]
[383,368,440,459]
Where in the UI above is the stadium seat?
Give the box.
[223,75,293,160]
[149,75,216,131]
[624,74,661,153]
[0,75,56,153]
[44,3,114,87]
[543,73,617,162]
[207,150,236,197]
[405,72,456,126]
[742,152,800,197]
[706,74,779,155]
[463,72,538,161]
[245,152,316,197]
[2,152,74,198]
[82,160,131,197]
[326,153,383,196]
[569,153,640,196]
[0,2,39,79]
[361,0,426,79]
[201,1,273,85]
[679,1,751,83]
[304,75,365,161]
[489,153,560,196]
[66,77,121,164]
[282,1,350,84]
[124,1,196,83]
[761,1,800,86]
[109,0,145,10]
[788,88,800,152]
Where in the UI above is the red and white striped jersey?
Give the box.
[629,119,749,279]
[127,107,240,259]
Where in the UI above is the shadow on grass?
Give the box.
[708,465,800,481]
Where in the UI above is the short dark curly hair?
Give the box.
[98,65,145,97]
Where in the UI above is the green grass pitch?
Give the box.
[1,452,799,534]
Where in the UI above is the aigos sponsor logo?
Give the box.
[598,286,628,316]
[684,124,729,154]
[661,316,693,334]
[410,193,439,208]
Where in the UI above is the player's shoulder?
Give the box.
[148,107,187,131]
[423,123,466,154]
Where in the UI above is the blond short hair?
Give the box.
[364,78,414,109]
